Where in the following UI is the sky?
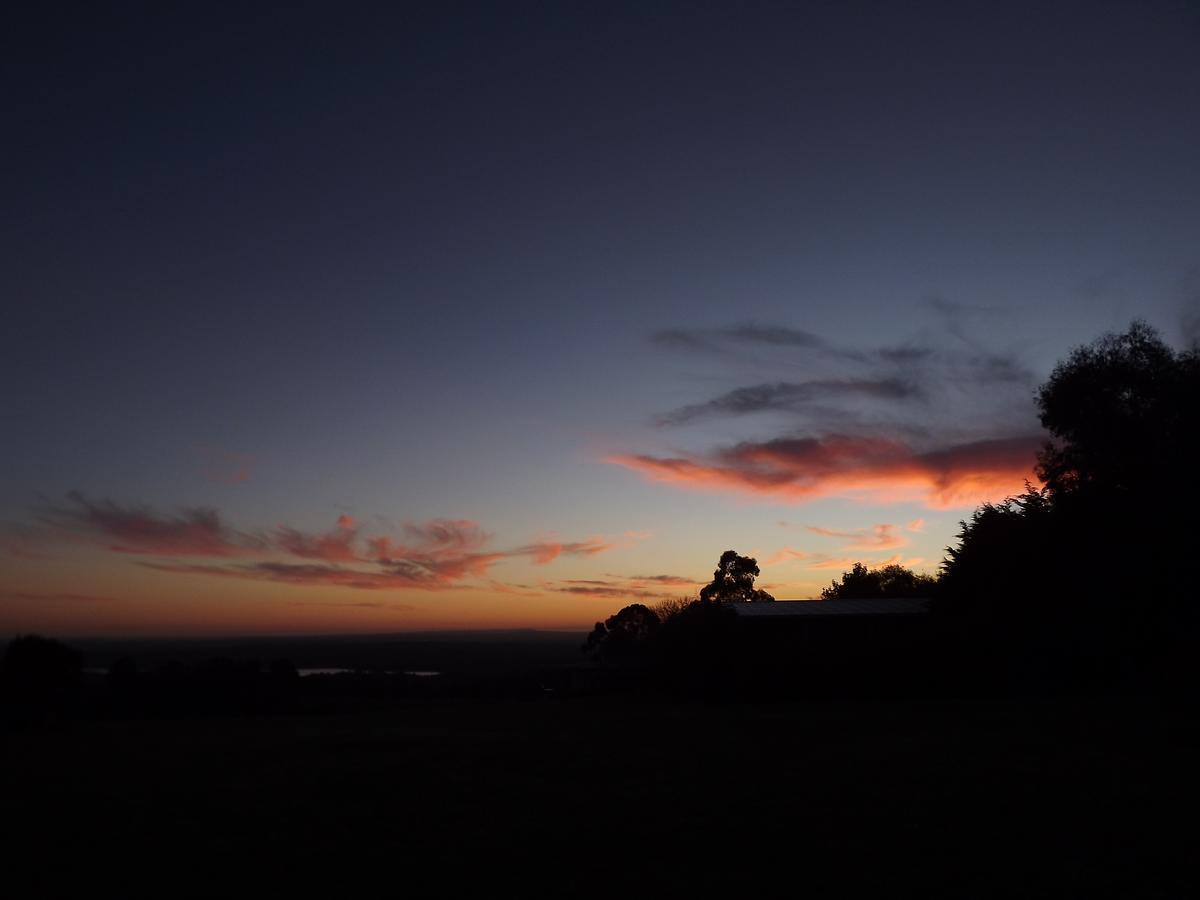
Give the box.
[3,1,1199,636]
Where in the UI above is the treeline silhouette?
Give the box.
[6,322,1198,714]
[821,562,936,600]
[934,320,1200,693]
[582,321,1200,697]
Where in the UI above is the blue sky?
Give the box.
[3,1,1198,634]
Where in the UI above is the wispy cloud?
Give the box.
[142,559,502,591]
[402,519,492,553]
[47,491,267,557]
[765,547,811,565]
[654,378,920,426]
[765,549,923,572]
[653,323,831,353]
[609,434,1040,509]
[554,583,639,598]
[519,537,613,565]
[653,316,1033,391]
[275,514,360,562]
[40,495,631,593]
[805,523,904,550]
[804,556,860,571]
[285,599,415,612]
[871,555,926,569]
[767,521,927,570]
[799,553,928,574]
[550,572,700,600]
[622,574,698,587]
[627,313,1043,508]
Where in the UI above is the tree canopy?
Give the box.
[699,550,774,603]
[936,486,1056,622]
[584,603,662,658]
[575,322,1200,693]
[820,562,936,600]
[1035,319,1200,502]
[937,321,1200,673]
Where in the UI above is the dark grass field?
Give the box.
[4,693,1195,896]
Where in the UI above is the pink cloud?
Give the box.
[796,553,928,574]
[803,556,860,571]
[363,519,509,584]
[42,494,634,594]
[522,536,613,565]
[873,555,927,569]
[608,434,1041,509]
[766,548,811,565]
[275,515,360,562]
[806,523,905,550]
[402,519,491,553]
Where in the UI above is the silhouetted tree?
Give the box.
[653,595,739,692]
[935,322,1200,689]
[651,595,698,623]
[820,562,937,600]
[699,550,774,603]
[584,604,662,658]
[1034,323,1199,611]
[1036,320,1200,502]
[936,486,1055,620]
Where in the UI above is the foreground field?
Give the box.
[4,695,1195,896]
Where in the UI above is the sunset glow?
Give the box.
[4,3,1197,637]
[607,435,1041,510]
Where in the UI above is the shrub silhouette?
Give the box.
[820,562,936,600]
[650,595,698,623]
[584,604,662,659]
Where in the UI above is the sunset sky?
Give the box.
[4,2,1199,635]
